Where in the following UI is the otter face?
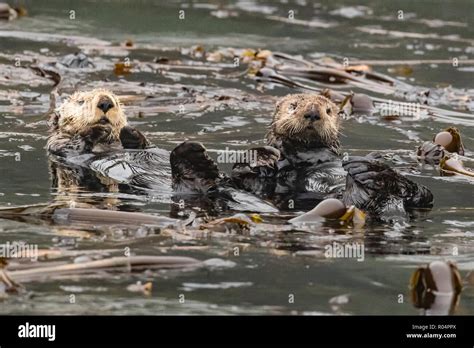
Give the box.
[56,89,127,139]
[271,94,341,147]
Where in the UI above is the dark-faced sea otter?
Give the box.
[174,93,434,220]
[266,93,433,217]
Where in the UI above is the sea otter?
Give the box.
[185,93,431,220]
[262,93,345,207]
[263,93,433,217]
[46,88,172,202]
[231,94,345,206]
[264,93,433,216]
[47,88,149,156]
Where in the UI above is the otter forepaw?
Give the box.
[231,146,280,195]
[343,156,434,214]
[120,126,149,149]
[232,146,280,177]
[170,141,223,193]
[80,124,112,143]
[344,159,384,184]
[348,171,384,190]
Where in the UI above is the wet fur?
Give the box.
[237,93,433,217]
[170,141,278,215]
[342,157,433,219]
[266,94,341,156]
[47,89,127,155]
[46,89,152,208]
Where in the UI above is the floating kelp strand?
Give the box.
[277,67,397,94]
[7,256,203,282]
[255,68,322,92]
[0,203,194,229]
[272,51,318,68]
[52,208,180,227]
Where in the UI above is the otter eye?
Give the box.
[78,100,85,106]
[326,107,332,114]
[288,102,297,111]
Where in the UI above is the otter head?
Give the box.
[267,94,341,153]
[54,89,127,140]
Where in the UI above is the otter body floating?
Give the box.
[228,93,433,220]
[170,141,279,214]
[170,93,433,221]
[46,88,175,195]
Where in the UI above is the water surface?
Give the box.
[0,0,473,315]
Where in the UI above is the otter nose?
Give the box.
[97,97,114,114]
[304,109,321,121]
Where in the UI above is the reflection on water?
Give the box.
[0,0,474,315]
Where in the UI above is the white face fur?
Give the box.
[56,88,127,138]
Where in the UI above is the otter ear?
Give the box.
[47,111,60,130]
[274,98,285,115]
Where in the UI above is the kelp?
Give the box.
[0,28,471,126]
[0,202,192,228]
[5,255,202,283]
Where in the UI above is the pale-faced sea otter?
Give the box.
[47,88,148,156]
[46,89,169,197]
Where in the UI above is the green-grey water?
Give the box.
[0,0,473,315]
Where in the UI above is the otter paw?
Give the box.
[80,124,112,143]
[170,141,221,186]
[343,157,391,191]
[232,146,280,177]
[120,126,149,149]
